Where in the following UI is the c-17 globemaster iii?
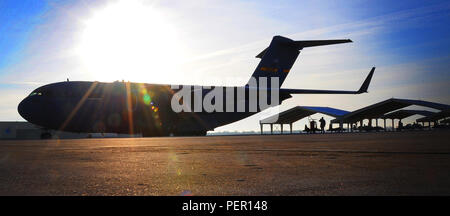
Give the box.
[18,35,375,137]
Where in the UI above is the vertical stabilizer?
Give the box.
[248,36,352,88]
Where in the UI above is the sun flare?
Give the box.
[77,0,183,83]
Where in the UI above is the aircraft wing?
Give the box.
[280,67,375,94]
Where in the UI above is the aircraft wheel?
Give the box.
[197,131,207,136]
[40,132,52,139]
[141,131,152,137]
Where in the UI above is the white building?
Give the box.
[0,121,140,140]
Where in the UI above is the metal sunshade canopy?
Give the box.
[416,109,450,122]
[260,106,349,124]
[331,98,450,124]
[382,110,436,120]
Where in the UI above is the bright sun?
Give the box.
[77,0,183,83]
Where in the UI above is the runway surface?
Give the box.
[0,131,449,195]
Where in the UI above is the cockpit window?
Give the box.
[29,88,56,97]
[29,92,42,96]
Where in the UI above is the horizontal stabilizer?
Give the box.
[294,39,353,48]
[256,38,352,58]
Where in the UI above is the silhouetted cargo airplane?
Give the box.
[18,36,374,137]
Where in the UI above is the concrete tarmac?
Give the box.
[0,131,449,195]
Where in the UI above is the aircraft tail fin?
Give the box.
[248,36,352,87]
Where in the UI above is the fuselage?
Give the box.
[18,81,290,136]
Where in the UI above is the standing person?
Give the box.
[398,120,403,131]
[320,117,326,134]
[313,120,317,134]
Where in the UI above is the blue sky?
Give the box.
[0,1,48,69]
[0,0,449,131]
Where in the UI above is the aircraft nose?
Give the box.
[18,94,63,129]
[18,97,33,122]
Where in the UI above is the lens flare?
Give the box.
[143,94,151,105]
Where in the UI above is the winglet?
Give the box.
[357,67,375,93]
